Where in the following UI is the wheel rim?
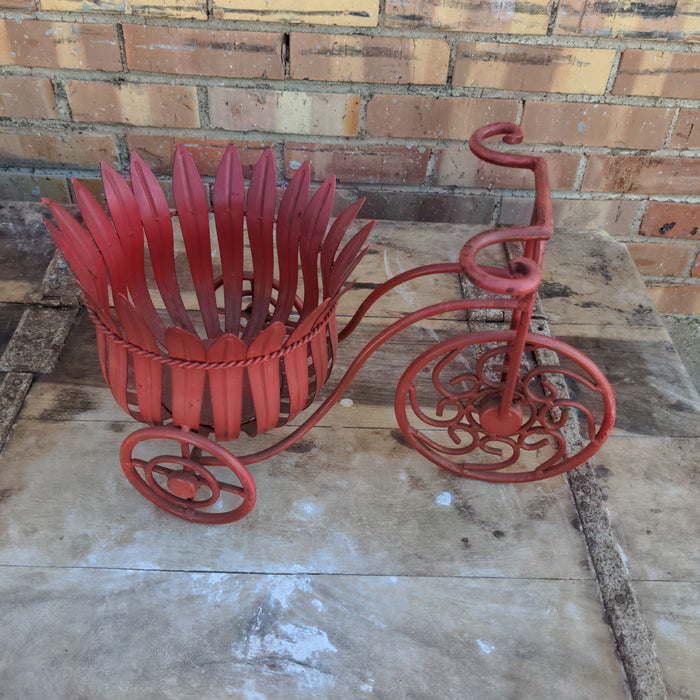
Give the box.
[394,331,615,483]
[120,426,256,523]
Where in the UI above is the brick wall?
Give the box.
[0,0,699,314]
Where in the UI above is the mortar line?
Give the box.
[2,8,699,50]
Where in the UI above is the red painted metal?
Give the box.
[45,121,616,524]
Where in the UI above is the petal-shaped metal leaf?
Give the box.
[73,179,128,301]
[131,152,196,334]
[299,175,335,317]
[320,196,365,298]
[46,201,110,313]
[101,160,165,345]
[165,325,207,431]
[115,293,163,425]
[45,218,118,333]
[207,333,247,441]
[285,300,333,412]
[243,149,277,342]
[173,145,220,339]
[272,160,309,325]
[213,145,245,335]
[329,220,375,296]
[246,320,285,434]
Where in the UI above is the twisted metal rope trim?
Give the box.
[87,302,338,370]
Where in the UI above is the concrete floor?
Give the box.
[0,204,698,698]
[662,314,700,396]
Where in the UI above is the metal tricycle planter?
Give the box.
[45,122,615,524]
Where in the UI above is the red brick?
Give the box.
[627,242,695,276]
[285,143,430,184]
[521,102,673,150]
[127,135,272,177]
[67,81,199,129]
[669,109,700,150]
[212,0,379,25]
[123,25,284,79]
[290,33,449,85]
[0,77,57,119]
[554,0,700,40]
[583,155,700,195]
[434,148,579,190]
[209,88,359,136]
[613,50,700,100]
[41,0,206,19]
[647,285,700,314]
[385,0,553,34]
[366,95,518,140]
[453,42,614,94]
[0,131,118,168]
[640,202,700,239]
[0,0,35,7]
[0,20,121,71]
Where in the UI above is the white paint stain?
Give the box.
[232,623,337,687]
[263,575,313,610]
[491,0,515,20]
[477,638,495,654]
[435,491,452,506]
[340,397,354,407]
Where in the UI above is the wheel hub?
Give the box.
[479,401,523,436]
[166,470,200,499]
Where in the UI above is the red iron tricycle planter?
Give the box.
[45,122,615,524]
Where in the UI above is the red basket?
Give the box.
[46,146,373,442]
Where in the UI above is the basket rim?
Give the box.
[87,298,339,370]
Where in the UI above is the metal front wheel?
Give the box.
[394,331,615,483]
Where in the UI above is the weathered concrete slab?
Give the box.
[662,313,700,396]
[541,229,659,328]
[0,566,628,700]
[590,436,700,582]
[634,581,700,700]
[553,323,700,438]
[0,202,57,303]
[0,417,589,579]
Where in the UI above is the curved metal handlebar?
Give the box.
[461,122,554,297]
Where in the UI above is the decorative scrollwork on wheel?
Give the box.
[120,427,256,523]
[394,331,615,482]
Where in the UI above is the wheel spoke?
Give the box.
[151,464,175,478]
[217,481,245,496]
